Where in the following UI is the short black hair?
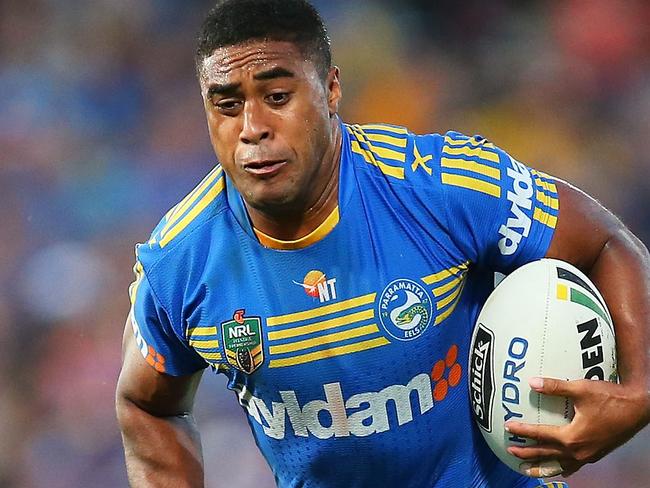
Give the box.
[196,0,332,79]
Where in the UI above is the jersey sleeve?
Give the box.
[129,249,208,376]
[434,131,560,272]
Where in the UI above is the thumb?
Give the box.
[529,377,580,397]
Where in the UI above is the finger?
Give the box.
[508,445,564,460]
[519,460,563,478]
[529,377,584,397]
[505,421,564,444]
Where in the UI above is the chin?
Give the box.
[246,191,297,212]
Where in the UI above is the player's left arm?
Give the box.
[506,179,650,477]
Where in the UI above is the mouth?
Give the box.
[243,160,287,177]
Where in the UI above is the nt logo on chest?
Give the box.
[294,270,338,303]
[236,345,462,440]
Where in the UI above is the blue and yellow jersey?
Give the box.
[130,121,563,488]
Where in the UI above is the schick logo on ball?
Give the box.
[378,279,433,341]
[470,323,495,431]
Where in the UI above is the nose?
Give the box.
[240,100,271,145]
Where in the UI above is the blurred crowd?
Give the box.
[1,0,649,487]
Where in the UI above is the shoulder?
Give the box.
[436,130,509,199]
[136,164,229,273]
[345,122,440,184]
[345,123,503,187]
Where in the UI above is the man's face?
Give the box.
[199,40,341,212]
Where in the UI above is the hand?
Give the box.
[504,377,650,478]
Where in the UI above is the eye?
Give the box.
[213,98,242,114]
[266,92,291,105]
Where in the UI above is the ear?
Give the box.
[326,66,342,116]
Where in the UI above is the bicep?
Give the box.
[117,312,203,417]
[545,179,623,271]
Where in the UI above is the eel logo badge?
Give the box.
[378,279,433,341]
[221,309,263,373]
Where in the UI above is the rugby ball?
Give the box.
[468,258,617,475]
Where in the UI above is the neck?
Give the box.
[246,121,342,242]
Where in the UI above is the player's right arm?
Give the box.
[116,313,205,488]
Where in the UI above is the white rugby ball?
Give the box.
[469,258,617,475]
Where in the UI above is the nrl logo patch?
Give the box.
[221,309,264,374]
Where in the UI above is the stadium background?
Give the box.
[1,0,649,486]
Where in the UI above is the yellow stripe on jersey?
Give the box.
[531,168,555,180]
[535,178,557,194]
[187,326,218,337]
[198,351,223,361]
[436,282,465,310]
[442,145,500,164]
[441,173,501,198]
[441,135,503,197]
[159,176,225,248]
[422,261,469,285]
[267,293,376,326]
[420,262,469,326]
[190,337,219,346]
[189,339,219,349]
[129,261,145,304]
[160,166,223,238]
[188,325,220,349]
[444,135,496,149]
[267,289,382,368]
[268,309,374,341]
[269,337,390,368]
[351,126,407,162]
[359,124,408,135]
[347,125,406,180]
[536,190,559,210]
[432,275,464,297]
[362,132,407,148]
[440,157,500,180]
[269,324,379,354]
[351,141,406,180]
[435,281,466,325]
[360,141,405,162]
[533,207,558,229]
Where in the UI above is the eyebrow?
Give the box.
[253,66,295,81]
[206,67,296,98]
[207,82,239,97]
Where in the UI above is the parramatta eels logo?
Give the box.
[378,279,433,341]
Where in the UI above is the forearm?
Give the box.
[589,230,650,386]
[117,397,204,488]
[547,182,650,395]
[588,228,650,411]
